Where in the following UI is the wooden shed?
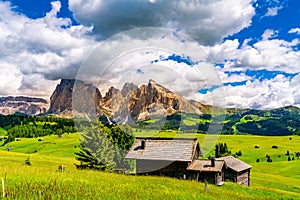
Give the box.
[216,156,252,186]
[187,158,225,185]
[125,137,201,178]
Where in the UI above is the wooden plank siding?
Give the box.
[198,172,223,185]
[137,160,189,178]
[237,170,250,186]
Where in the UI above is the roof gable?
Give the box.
[216,156,252,172]
[187,160,224,172]
[125,138,201,162]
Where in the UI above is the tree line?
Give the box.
[1,115,77,145]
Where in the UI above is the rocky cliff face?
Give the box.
[102,80,211,122]
[48,79,102,117]
[47,79,210,121]
[0,96,49,116]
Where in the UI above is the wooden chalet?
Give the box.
[125,137,201,178]
[216,156,252,186]
[126,138,252,187]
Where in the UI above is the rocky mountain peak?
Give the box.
[47,79,210,121]
[48,79,102,117]
[121,83,138,97]
[104,87,120,101]
[48,79,74,114]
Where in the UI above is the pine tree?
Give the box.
[220,143,224,154]
[224,143,228,154]
[75,124,116,170]
[215,144,220,158]
[75,122,134,171]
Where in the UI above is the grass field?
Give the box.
[0,133,299,199]
[0,133,79,158]
[0,128,7,136]
[0,151,296,200]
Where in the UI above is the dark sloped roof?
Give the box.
[187,160,224,172]
[125,138,200,162]
[216,156,252,172]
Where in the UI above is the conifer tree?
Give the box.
[75,121,134,171]
[215,144,220,158]
[75,123,116,170]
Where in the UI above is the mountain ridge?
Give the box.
[1,79,300,136]
[46,79,211,122]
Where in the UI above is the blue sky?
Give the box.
[0,0,300,109]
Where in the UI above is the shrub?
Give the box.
[235,150,242,157]
[288,156,291,161]
[286,150,290,156]
[25,157,31,166]
[256,158,260,163]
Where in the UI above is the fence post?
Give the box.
[2,177,5,198]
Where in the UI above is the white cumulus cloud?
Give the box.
[0,1,99,98]
[197,75,297,110]
[288,28,300,35]
[69,0,255,45]
[207,30,300,73]
[264,6,282,17]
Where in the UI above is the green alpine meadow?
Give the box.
[0,114,299,199]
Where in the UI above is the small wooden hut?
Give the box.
[125,137,201,178]
[187,158,225,185]
[216,156,252,186]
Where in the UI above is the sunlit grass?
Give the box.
[0,128,7,136]
[0,133,79,158]
[0,151,294,199]
[0,132,299,199]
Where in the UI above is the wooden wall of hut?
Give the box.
[237,170,250,186]
[136,160,189,178]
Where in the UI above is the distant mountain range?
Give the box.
[0,79,300,135]
[0,96,49,116]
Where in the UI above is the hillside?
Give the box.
[0,133,299,199]
[136,107,300,136]
[0,150,285,199]
[222,106,300,135]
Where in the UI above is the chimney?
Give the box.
[211,157,215,167]
[141,139,146,150]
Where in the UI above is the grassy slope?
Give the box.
[212,135,300,197]
[0,128,7,136]
[0,133,79,158]
[0,151,292,200]
[0,133,299,199]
